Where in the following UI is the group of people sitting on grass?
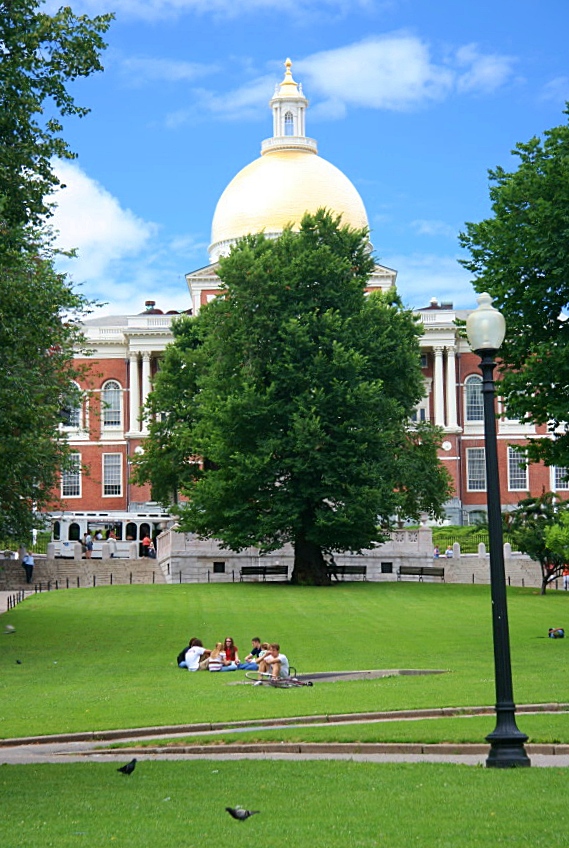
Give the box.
[177,636,289,679]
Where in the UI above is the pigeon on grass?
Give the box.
[4,625,15,634]
[117,758,137,775]
[226,807,260,821]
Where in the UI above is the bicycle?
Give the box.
[245,668,314,688]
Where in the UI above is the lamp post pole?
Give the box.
[467,294,531,769]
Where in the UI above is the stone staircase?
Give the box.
[0,557,167,591]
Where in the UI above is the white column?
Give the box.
[141,352,152,434]
[445,346,458,429]
[433,346,445,427]
[128,352,140,435]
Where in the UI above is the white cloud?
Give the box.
[295,36,516,114]
[51,160,156,279]
[44,0,370,21]
[381,252,476,310]
[411,219,458,239]
[119,56,219,85]
[540,76,569,104]
[180,35,517,127]
[454,44,516,94]
[166,75,274,126]
[49,161,205,315]
[297,35,455,112]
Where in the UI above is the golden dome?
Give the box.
[209,150,369,260]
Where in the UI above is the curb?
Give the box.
[1,703,567,748]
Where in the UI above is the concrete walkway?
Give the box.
[2,709,568,768]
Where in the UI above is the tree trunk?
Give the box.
[291,536,330,585]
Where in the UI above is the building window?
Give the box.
[410,407,427,423]
[508,447,528,491]
[61,453,81,498]
[420,354,428,369]
[553,467,569,491]
[284,111,294,136]
[465,375,483,422]
[103,454,122,496]
[467,447,486,491]
[61,381,82,429]
[468,510,487,526]
[102,380,122,428]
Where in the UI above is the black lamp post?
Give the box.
[466,293,531,768]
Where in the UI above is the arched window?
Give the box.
[102,380,122,428]
[284,111,294,136]
[61,382,82,429]
[68,522,81,541]
[465,375,483,422]
[52,521,61,541]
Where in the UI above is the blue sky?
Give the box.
[47,0,569,316]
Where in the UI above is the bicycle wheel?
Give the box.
[270,677,295,688]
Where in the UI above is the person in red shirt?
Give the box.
[220,637,240,671]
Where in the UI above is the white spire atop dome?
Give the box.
[262,58,317,155]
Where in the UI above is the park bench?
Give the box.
[239,565,289,581]
[327,564,367,581]
[397,565,445,582]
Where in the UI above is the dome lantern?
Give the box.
[261,58,317,156]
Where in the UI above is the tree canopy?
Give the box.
[137,210,452,583]
[0,0,112,540]
[0,0,113,230]
[459,107,569,469]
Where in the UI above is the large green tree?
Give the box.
[137,211,452,583]
[0,231,90,539]
[0,0,112,540]
[459,107,569,469]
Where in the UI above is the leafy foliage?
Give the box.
[138,211,452,583]
[0,0,113,229]
[504,492,569,594]
[0,0,112,539]
[0,231,92,539]
[459,107,569,468]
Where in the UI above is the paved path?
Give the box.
[2,711,568,768]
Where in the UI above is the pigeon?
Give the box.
[225,807,260,821]
[117,758,137,775]
[4,625,15,634]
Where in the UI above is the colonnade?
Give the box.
[431,345,458,430]
[128,351,153,436]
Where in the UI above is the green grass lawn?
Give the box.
[1,582,567,739]
[1,760,568,848]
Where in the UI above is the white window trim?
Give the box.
[61,452,82,499]
[102,453,123,498]
[551,466,569,492]
[466,447,487,492]
[507,446,528,492]
[101,381,123,437]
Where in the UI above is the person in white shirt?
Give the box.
[184,639,211,671]
[256,643,289,679]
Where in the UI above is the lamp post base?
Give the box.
[486,727,531,768]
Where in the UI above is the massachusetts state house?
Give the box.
[52,60,568,538]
